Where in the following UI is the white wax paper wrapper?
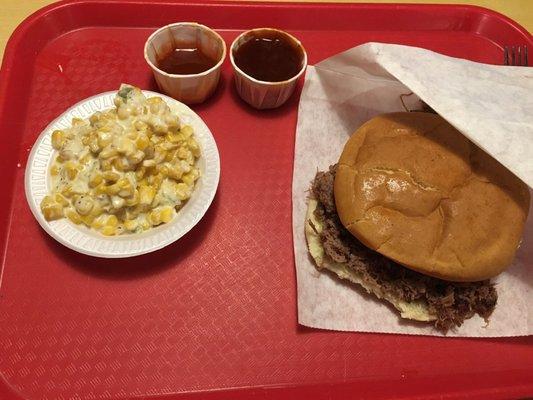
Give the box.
[293,42,533,337]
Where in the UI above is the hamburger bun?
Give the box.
[334,112,530,282]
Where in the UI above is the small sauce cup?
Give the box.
[230,28,307,109]
[144,22,226,104]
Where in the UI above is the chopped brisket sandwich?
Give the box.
[305,112,530,331]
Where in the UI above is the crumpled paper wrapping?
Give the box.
[292,43,533,337]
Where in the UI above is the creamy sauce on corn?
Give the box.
[40,84,201,236]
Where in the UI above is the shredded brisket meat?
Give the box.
[312,165,497,332]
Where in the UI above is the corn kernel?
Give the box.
[188,138,201,158]
[59,148,74,161]
[66,209,82,224]
[160,141,177,151]
[50,164,60,176]
[165,114,180,130]
[124,219,138,231]
[140,219,151,230]
[91,215,105,229]
[127,131,138,140]
[89,172,103,188]
[177,147,190,160]
[101,225,116,236]
[89,112,101,126]
[181,173,194,186]
[105,183,121,195]
[139,185,156,206]
[149,206,174,226]
[81,214,95,226]
[86,203,102,219]
[103,171,120,182]
[93,183,106,195]
[153,145,167,163]
[135,166,146,180]
[54,193,69,206]
[107,215,118,227]
[65,161,79,180]
[113,157,131,171]
[167,165,183,180]
[89,138,100,153]
[93,214,118,230]
[41,195,54,207]
[175,182,191,201]
[125,190,140,206]
[40,196,64,221]
[143,145,155,159]
[160,206,174,223]
[61,185,74,198]
[117,178,130,189]
[191,168,200,180]
[134,120,148,131]
[100,159,113,171]
[99,147,118,159]
[118,105,132,120]
[97,130,113,148]
[165,149,178,162]
[152,173,164,190]
[158,164,170,177]
[149,210,161,226]
[51,130,66,150]
[148,97,164,114]
[167,132,184,144]
[136,134,150,150]
[180,125,193,138]
[128,150,145,165]
[154,122,168,136]
[117,137,135,156]
[117,178,134,198]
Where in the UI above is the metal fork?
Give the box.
[504,45,528,66]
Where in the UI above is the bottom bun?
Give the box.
[305,199,436,323]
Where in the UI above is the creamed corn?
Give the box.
[40,84,201,235]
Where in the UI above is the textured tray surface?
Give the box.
[0,2,532,399]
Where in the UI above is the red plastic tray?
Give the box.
[1,1,532,399]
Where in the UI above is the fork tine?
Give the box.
[504,45,529,66]
[504,46,509,65]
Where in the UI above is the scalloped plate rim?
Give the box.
[24,90,220,258]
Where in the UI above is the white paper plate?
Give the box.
[25,91,220,258]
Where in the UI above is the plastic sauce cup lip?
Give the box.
[144,22,227,78]
[229,27,308,85]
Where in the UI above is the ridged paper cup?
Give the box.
[144,22,226,104]
[230,28,307,110]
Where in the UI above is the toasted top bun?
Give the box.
[334,112,530,282]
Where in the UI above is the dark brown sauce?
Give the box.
[157,47,218,75]
[233,31,304,82]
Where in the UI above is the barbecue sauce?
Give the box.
[157,47,218,75]
[233,31,304,82]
